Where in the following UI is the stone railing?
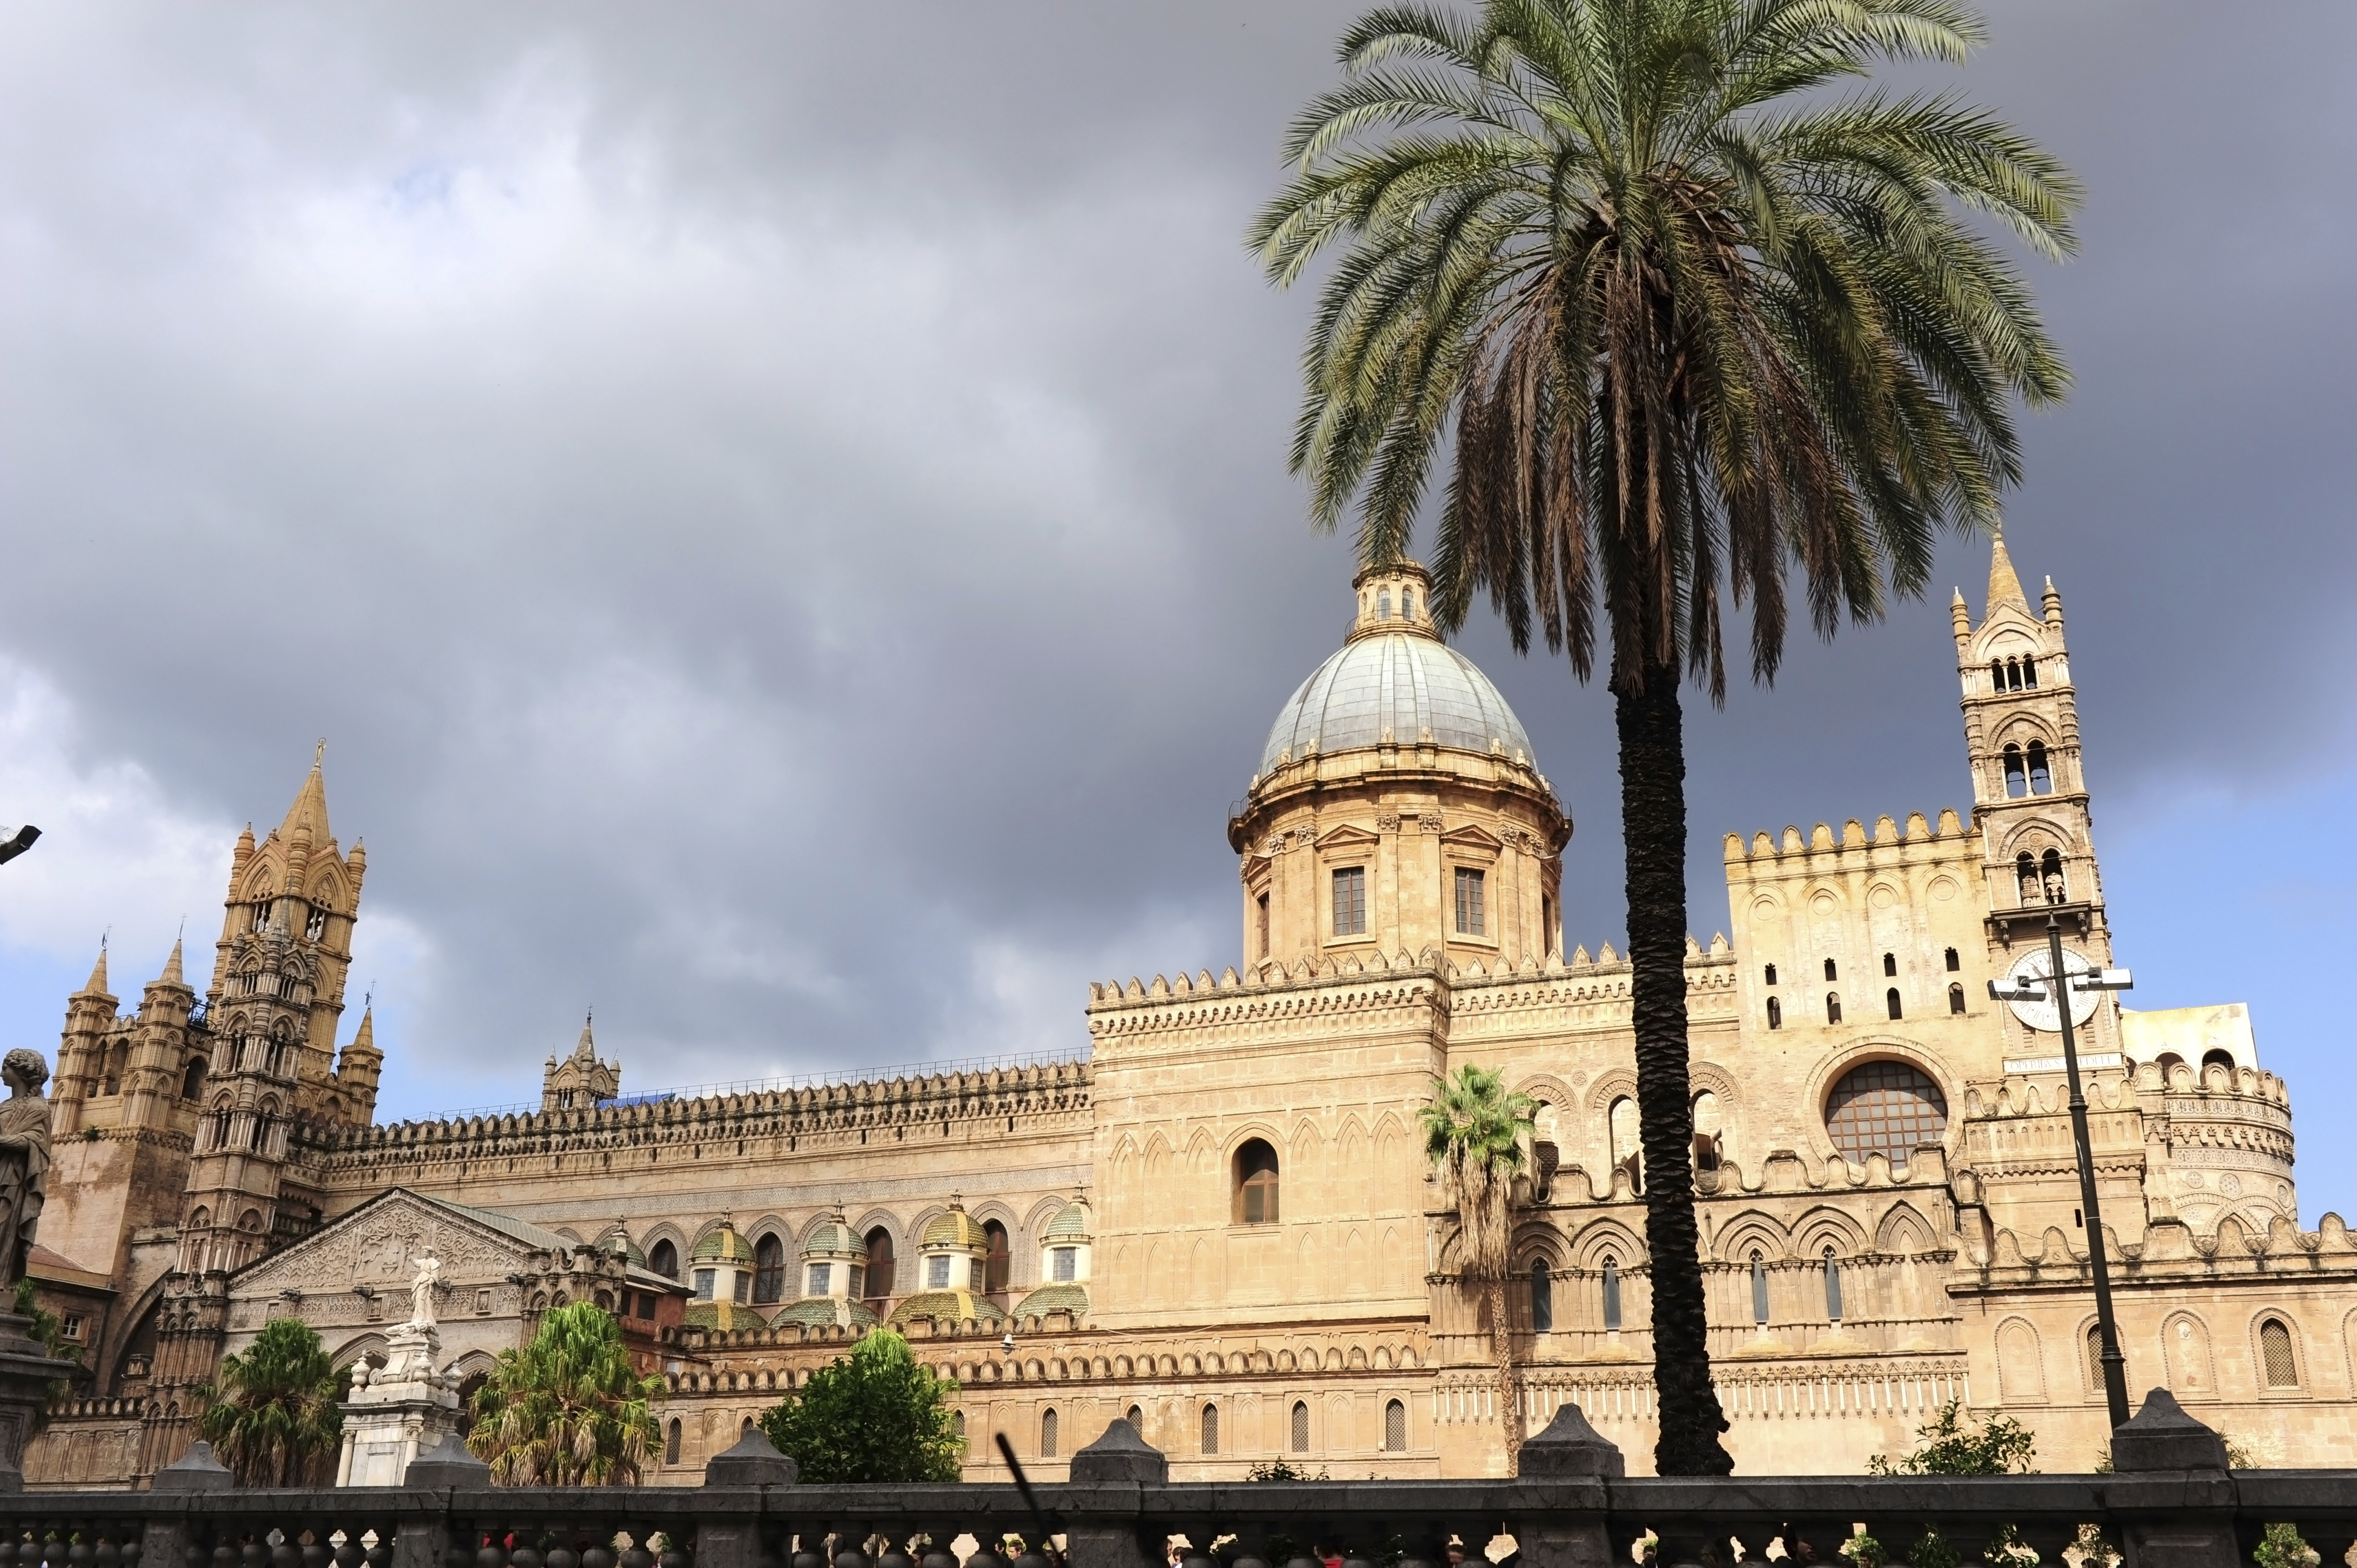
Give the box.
[5,1392,2348,1568]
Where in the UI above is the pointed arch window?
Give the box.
[1823,1247,1844,1322]
[1826,993,1843,1025]
[2021,656,2037,688]
[2027,741,2052,795]
[1200,1403,1219,1454]
[982,1219,1011,1303]
[1383,1397,1407,1452]
[649,1239,678,1280]
[1290,1399,1310,1453]
[182,1057,207,1101]
[751,1234,785,1304]
[1125,1405,1143,1432]
[2003,744,2028,798]
[2260,1318,2299,1388]
[1529,1257,1553,1332]
[863,1228,897,1303]
[1601,1256,1622,1331]
[2085,1323,2106,1390]
[1949,983,1967,1015]
[2041,848,2066,903]
[1749,1252,1769,1324]
[1989,659,2004,690]
[1039,1407,1058,1458]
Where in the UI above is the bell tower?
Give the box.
[1952,529,2118,1030]
[181,748,374,1273]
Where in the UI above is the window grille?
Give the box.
[1052,1247,1077,1282]
[692,1269,716,1301]
[1040,1408,1058,1457]
[1331,867,1367,936]
[1290,1400,1309,1453]
[1454,867,1486,935]
[927,1254,951,1290]
[2261,1319,2299,1387]
[665,1419,682,1464]
[1200,1403,1219,1454]
[807,1263,831,1296]
[1383,1399,1407,1452]
[1825,1061,1949,1170]
[2086,1323,2106,1390]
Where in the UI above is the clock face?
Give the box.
[2005,946,2099,1033]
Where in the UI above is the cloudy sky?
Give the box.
[2,4,2351,1205]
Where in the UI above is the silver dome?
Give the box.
[1259,631,1534,776]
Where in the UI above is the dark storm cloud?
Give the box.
[1,4,2351,1199]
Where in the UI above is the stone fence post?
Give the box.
[1511,1405,1622,1568]
[1063,1419,1164,1568]
[2103,1389,2236,1568]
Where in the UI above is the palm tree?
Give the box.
[1253,0,2076,1475]
[1419,1064,1536,1473]
[468,1301,665,1485]
[198,1317,343,1486]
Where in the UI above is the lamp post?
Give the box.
[1990,911,2134,1432]
[0,826,38,866]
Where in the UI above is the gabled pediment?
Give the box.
[1315,823,1380,850]
[229,1187,549,1302]
[1438,823,1504,852]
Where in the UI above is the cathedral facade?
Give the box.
[24,537,2357,1488]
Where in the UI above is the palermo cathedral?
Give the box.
[24,534,2356,1487]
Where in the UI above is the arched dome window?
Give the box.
[649,1239,678,1280]
[1825,1061,1948,1172]
[863,1228,897,1303]
[752,1234,785,1304]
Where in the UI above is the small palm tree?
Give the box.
[468,1302,664,1485]
[198,1317,343,1486]
[1419,1064,1535,1473]
[1255,0,2076,1476]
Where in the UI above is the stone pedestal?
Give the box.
[337,1321,462,1487]
[0,1312,80,1492]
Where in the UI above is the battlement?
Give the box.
[1960,1210,2355,1278]
[326,1057,1093,1165]
[1723,809,1972,865]
[1088,934,1737,1011]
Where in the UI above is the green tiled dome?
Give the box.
[683,1297,758,1332]
[801,1219,853,1257]
[886,1288,1006,1329]
[690,1223,754,1265]
[1013,1282,1088,1319]
[921,1208,987,1250]
[595,1225,648,1268]
[1044,1202,1090,1241]
[770,1296,877,1329]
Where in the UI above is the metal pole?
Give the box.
[2047,910,2131,1432]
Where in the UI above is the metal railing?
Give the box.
[7,1394,2349,1568]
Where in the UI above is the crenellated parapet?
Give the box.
[1723,808,1974,866]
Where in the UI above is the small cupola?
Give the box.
[1348,560,1439,642]
[683,1218,758,1329]
[885,1197,1006,1330]
[1014,1199,1092,1323]
[772,1210,877,1330]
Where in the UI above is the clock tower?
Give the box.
[1951,529,2121,1055]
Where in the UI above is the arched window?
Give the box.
[1883,952,1898,977]
[1763,963,1778,986]
[665,1419,682,1464]
[1825,1061,1949,1172]
[1200,1403,1219,1455]
[2040,848,2066,903]
[1823,1247,1843,1322]
[1824,957,1838,982]
[1608,1097,1640,1190]
[1378,589,1393,619]
[2201,1048,2235,1076]
[1989,659,2005,691]
[209,1101,232,1151]
[1234,1139,1280,1224]
[2021,656,2037,688]
[2003,744,2028,798]
[954,1410,968,1441]
[1949,983,1967,1015]
[1383,1398,1407,1452]
[1290,1400,1310,1453]
[752,1234,785,1304]
[2027,741,2052,795]
[1255,892,1270,958]
[1126,1405,1143,1432]
[1529,1258,1553,1333]
[1766,997,1782,1030]
[649,1239,678,1280]
[1826,993,1843,1025]
[1403,589,1416,619]
[2016,851,2039,905]
[1691,1090,1722,1172]
[1886,988,1903,1020]
[181,1057,207,1101]
[1601,1257,1622,1331]
[2259,1319,2298,1388]
[1039,1407,1058,1458]
[864,1228,897,1302]
[982,1220,1011,1302]
[2085,1323,2106,1390]
[1944,947,1960,972]
[1749,1252,1769,1325]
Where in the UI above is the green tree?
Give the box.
[1418,1064,1535,1472]
[1252,0,2076,1474]
[197,1317,343,1486]
[756,1328,962,1483]
[1868,1399,2036,1474]
[467,1302,665,1485]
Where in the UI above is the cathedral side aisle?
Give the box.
[22,540,2354,1487]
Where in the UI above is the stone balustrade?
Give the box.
[5,1392,2348,1568]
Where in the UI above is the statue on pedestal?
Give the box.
[406,1251,440,1329]
[0,1051,50,1292]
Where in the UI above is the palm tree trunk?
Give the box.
[1486,1272,1521,1475]
[1616,662,1735,1477]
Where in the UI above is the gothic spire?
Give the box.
[278,742,332,848]
[1987,523,2029,615]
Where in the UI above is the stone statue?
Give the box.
[0,1050,50,1291]
[406,1250,441,1329]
